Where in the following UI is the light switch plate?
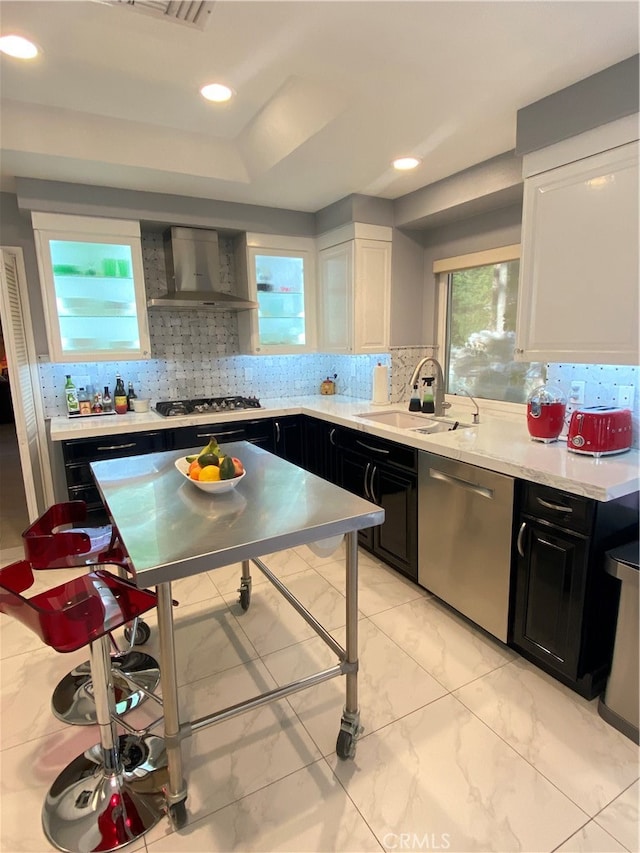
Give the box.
[569,381,585,405]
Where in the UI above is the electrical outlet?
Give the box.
[244,367,254,381]
[569,381,585,405]
[617,385,634,408]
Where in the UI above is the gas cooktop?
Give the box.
[155,396,261,417]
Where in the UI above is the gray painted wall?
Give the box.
[14,178,316,237]
[0,192,49,354]
[516,53,639,155]
[420,203,523,343]
[390,228,425,347]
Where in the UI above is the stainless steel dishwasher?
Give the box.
[418,453,515,642]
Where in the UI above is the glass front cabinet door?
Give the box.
[32,212,151,362]
[236,234,316,354]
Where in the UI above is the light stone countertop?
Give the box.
[49,394,640,502]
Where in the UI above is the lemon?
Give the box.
[199,465,221,482]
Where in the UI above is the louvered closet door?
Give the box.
[0,249,45,518]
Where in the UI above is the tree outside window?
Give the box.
[446,259,543,404]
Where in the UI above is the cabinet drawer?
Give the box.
[67,483,103,509]
[63,430,167,464]
[522,483,594,534]
[169,418,274,453]
[333,427,417,472]
[65,463,96,488]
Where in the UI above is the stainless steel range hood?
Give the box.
[147,227,258,311]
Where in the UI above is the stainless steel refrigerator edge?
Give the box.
[418,453,515,642]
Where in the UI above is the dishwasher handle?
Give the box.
[428,468,494,500]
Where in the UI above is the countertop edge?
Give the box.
[49,395,640,502]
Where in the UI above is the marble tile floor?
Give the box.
[0,541,638,853]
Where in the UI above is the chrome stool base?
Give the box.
[51,651,161,725]
[42,734,167,853]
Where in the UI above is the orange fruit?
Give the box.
[188,460,201,475]
[189,462,202,480]
[199,465,221,482]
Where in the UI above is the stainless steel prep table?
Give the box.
[90,441,384,828]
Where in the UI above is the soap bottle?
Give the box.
[422,377,435,414]
[409,383,421,412]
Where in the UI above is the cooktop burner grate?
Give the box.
[155,396,261,417]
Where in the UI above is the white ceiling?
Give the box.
[0,0,638,213]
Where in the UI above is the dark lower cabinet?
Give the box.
[62,429,168,524]
[272,416,303,466]
[512,482,639,698]
[301,416,338,483]
[333,426,418,581]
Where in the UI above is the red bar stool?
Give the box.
[22,501,160,726]
[0,560,166,852]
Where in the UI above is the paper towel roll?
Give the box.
[372,363,390,404]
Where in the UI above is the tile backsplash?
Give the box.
[38,233,638,446]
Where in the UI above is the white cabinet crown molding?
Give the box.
[522,113,639,178]
[316,222,392,251]
[31,211,141,238]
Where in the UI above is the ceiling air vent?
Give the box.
[104,1,214,30]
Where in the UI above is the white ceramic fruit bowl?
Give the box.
[174,457,246,494]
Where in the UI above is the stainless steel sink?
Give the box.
[355,410,474,431]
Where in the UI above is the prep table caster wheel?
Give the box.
[168,799,188,830]
[125,620,151,646]
[336,729,355,760]
[237,578,251,610]
[239,585,251,611]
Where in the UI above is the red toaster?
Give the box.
[567,406,633,457]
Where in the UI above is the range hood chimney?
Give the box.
[147,227,258,311]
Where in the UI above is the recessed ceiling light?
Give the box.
[0,34,38,59]
[200,83,233,103]
[392,156,421,171]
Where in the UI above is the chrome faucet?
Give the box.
[457,387,480,424]
[409,357,451,416]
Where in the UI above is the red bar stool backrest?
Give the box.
[0,560,157,654]
[22,501,128,570]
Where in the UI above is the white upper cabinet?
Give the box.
[32,212,151,363]
[516,137,639,365]
[317,223,392,354]
[235,233,316,355]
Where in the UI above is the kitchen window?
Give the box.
[435,246,543,405]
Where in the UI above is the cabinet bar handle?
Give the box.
[197,429,244,439]
[517,521,527,557]
[369,464,378,503]
[329,428,337,446]
[356,439,390,455]
[536,497,573,513]
[275,422,281,443]
[429,468,493,499]
[96,442,136,451]
[363,462,372,500]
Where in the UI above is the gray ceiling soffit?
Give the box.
[516,53,640,156]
